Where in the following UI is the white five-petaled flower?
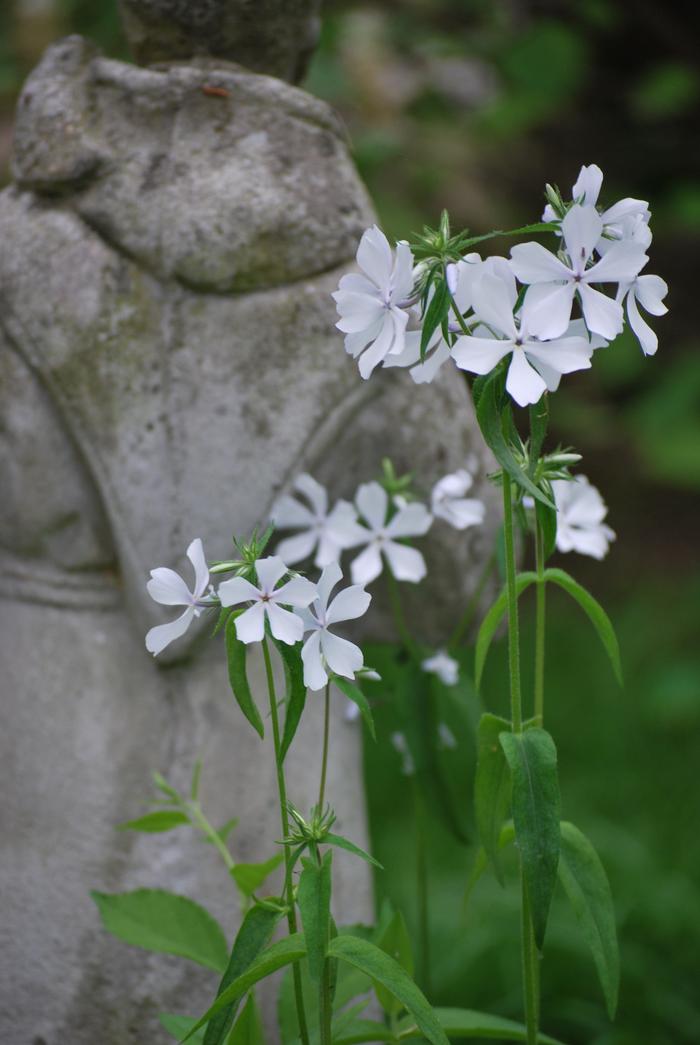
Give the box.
[510,204,648,340]
[271,473,358,568]
[617,273,668,356]
[552,476,616,560]
[422,649,460,686]
[218,556,317,645]
[431,470,485,530]
[543,163,650,241]
[452,272,594,407]
[299,562,371,691]
[145,538,211,656]
[333,225,415,379]
[334,481,433,586]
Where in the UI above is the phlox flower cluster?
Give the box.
[333,164,668,407]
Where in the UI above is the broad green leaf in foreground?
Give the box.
[475,573,538,689]
[397,1006,567,1043]
[474,713,512,884]
[328,935,448,1045]
[499,729,561,950]
[182,935,308,1042]
[225,614,265,738]
[91,889,228,972]
[544,568,623,685]
[203,903,282,1045]
[559,821,620,1019]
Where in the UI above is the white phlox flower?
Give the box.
[333,225,415,379]
[145,538,212,656]
[422,649,460,686]
[334,481,433,586]
[452,271,594,407]
[218,555,317,645]
[510,203,648,340]
[431,469,485,530]
[553,476,616,560]
[391,732,415,776]
[299,562,371,691]
[271,473,358,568]
[544,163,650,242]
[617,273,668,356]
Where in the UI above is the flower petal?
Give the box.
[294,473,328,516]
[326,585,371,626]
[321,631,364,679]
[562,204,603,270]
[586,242,647,283]
[276,530,318,566]
[145,607,195,656]
[410,342,451,384]
[218,575,260,607]
[186,538,209,599]
[382,540,427,583]
[635,274,668,316]
[572,164,603,206]
[315,562,343,617]
[147,567,193,607]
[235,601,267,644]
[266,603,304,645]
[301,631,327,691]
[386,502,433,539]
[506,349,548,407]
[523,336,593,375]
[451,335,512,376]
[273,576,318,608]
[626,291,658,356]
[272,495,315,529]
[471,273,518,339]
[510,241,571,284]
[357,312,395,379]
[521,282,576,340]
[356,481,388,532]
[391,240,415,300]
[255,556,289,595]
[357,225,393,289]
[578,284,624,340]
[350,543,383,586]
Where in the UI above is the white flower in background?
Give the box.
[510,204,648,340]
[334,481,433,585]
[431,469,485,530]
[438,722,458,749]
[452,272,594,407]
[391,732,415,776]
[299,562,371,690]
[617,273,669,356]
[218,556,317,645]
[422,649,460,686]
[333,225,415,379]
[271,473,359,568]
[145,538,211,656]
[543,163,650,238]
[553,476,616,560]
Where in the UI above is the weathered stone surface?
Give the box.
[0,29,498,1045]
[118,0,323,81]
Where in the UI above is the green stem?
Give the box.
[412,775,431,996]
[447,547,498,652]
[318,683,331,812]
[187,802,235,873]
[534,516,546,726]
[261,637,310,1045]
[502,473,538,1044]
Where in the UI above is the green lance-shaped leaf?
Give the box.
[227,994,265,1045]
[328,935,449,1045]
[325,832,383,869]
[397,1006,567,1043]
[499,729,561,950]
[229,854,284,898]
[558,821,620,1019]
[117,810,190,833]
[474,714,513,885]
[421,277,450,360]
[297,850,333,983]
[275,639,308,762]
[91,889,229,972]
[544,568,623,685]
[332,677,376,740]
[460,221,559,252]
[225,614,265,738]
[333,1017,397,1044]
[159,1014,206,1044]
[475,573,537,690]
[203,902,282,1045]
[475,373,554,507]
[373,908,414,1016]
[182,934,308,1042]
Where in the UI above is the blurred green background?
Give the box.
[1,1,698,1042]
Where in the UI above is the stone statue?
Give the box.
[0,3,498,1041]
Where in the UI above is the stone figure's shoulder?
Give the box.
[10,35,374,294]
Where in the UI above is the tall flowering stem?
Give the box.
[261,636,310,1045]
[534,515,547,726]
[502,472,539,1043]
